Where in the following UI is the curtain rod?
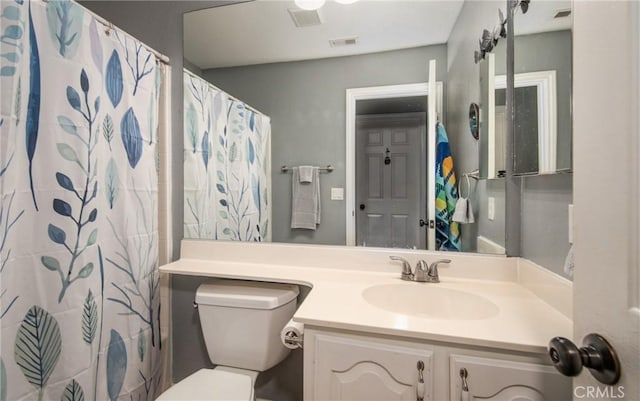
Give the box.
[42,0,170,65]
[183,68,268,117]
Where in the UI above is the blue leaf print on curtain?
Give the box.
[247,137,255,166]
[104,158,119,208]
[105,50,123,107]
[45,0,83,58]
[0,1,24,77]
[42,69,100,303]
[120,107,143,168]
[106,329,127,401]
[81,290,97,346]
[115,32,154,95]
[202,130,210,170]
[186,102,198,153]
[137,328,146,362]
[102,113,114,150]
[88,17,102,74]
[26,0,40,210]
[61,380,85,401]
[14,305,62,401]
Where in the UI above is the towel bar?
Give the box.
[281,165,334,173]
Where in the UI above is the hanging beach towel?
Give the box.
[435,123,462,251]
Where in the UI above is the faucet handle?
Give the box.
[389,256,414,281]
[427,259,451,282]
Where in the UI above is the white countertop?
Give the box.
[161,256,572,354]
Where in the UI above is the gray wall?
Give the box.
[521,173,573,277]
[203,46,448,245]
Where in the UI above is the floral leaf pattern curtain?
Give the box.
[0,1,163,400]
[183,70,271,242]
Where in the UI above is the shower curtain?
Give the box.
[1,1,163,400]
[183,70,271,242]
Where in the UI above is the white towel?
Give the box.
[291,167,321,230]
[298,165,314,183]
[452,197,474,224]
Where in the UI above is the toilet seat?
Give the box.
[156,368,253,400]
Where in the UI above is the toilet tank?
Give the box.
[195,280,299,372]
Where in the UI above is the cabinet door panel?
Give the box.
[450,355,571,401]
[314,333,433,401]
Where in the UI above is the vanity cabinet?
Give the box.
[308,331,433,401]
[303,328,571,401]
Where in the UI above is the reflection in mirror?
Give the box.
[507,1,574,277]
[183,0,515,254]
[512,4,572,174]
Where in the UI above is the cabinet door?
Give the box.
[450,355,571,401]
[312,333,433,401]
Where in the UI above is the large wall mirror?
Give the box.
[481,1,572,178]
[182,0,571,259]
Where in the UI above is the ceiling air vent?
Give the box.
[329,37,359,47]
[288,8,323,28]
[554,9,571,18]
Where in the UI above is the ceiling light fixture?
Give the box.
[295,0,326,11]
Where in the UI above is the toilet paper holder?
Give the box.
[283,329,303,349]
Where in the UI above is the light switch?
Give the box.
[331,187,344,201]
[488,197,495,221]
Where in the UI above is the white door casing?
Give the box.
[572,1,639,399]
[346,76,443,248]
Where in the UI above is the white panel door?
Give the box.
[356,113,426,248]
[313,333,433,401]
[570,1,640,399]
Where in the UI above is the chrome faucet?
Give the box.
[390,256,451,283]
[414,260,429,282]
[389,256,414,281]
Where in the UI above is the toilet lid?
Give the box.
[156,369,253,401]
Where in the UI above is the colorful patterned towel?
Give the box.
[435,123,462,251]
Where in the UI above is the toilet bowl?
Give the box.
[157,280,299,401]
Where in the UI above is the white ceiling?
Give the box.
[184,0,465,69]
[184,0,573,70]
[513,0,572,36]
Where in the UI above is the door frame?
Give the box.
[345,82,443,247]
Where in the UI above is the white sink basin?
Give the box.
[362,284,500,320]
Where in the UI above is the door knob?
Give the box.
[359,204,365,210]
[548,333,621,385]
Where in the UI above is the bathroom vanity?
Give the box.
[161,240,573,400]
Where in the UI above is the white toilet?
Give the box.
[157,279,299,401]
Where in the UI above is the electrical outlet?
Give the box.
[488,197,495,221]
